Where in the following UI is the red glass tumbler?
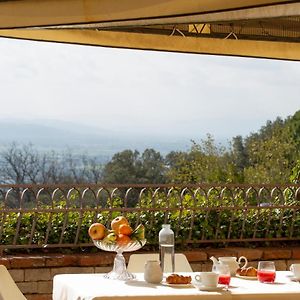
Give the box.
[257,261,276,283]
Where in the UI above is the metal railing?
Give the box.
[0,184,299,252]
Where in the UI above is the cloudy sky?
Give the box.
[0,37,299,142]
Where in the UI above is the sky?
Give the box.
[0,37,299,143]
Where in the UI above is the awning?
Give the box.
[0,0,299,61]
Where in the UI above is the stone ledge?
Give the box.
[78,252,115,266]
[205,249,237,259]
[183,250,207,262]
[292,248,300,259]
[25,269,51,282]
[1,247,300,269]
[10,256,45,269]
[45,255,78,267]
[26,294,52,300]
[262,248,292,260]
[225,247,263,261]
[0,257,10,268]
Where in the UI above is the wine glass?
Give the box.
[213,263,231,290]
[257,261,276,283]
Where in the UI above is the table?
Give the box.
[52,271,300,300]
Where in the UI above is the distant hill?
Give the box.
[0,120,117,148]
[0,120,192,161]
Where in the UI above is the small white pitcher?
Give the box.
[144,260,163,284]
[218,256,248,276]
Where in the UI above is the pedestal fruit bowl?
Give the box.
[89,216,146,281]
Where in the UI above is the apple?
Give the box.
[88,223,107,240]
[111,216,129,233]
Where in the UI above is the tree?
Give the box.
[243,117,297,183]
[0,143,103,184]
[81,156,103,184]
[286,110,300,156]
[231,135,248,170]
[290,160,300,183]
[102,148,167,184]
[38,150,65,184]
[140,149,166,183]
[102,150,141,183]
[166,135,240,184]
[0,143,40,184]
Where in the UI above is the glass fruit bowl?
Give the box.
[94,238,146,280]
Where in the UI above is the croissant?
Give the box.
[166,274,192,284]
[236,267,257,277]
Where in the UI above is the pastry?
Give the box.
[166,274,192,284]
[236,267,257,277]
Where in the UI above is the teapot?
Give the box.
[210,255,248,276]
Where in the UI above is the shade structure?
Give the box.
[0,0,300,61]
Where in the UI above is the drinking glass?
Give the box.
[257,261,276,283]
[213,263,231,290]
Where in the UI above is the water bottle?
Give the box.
[159,224,175,273]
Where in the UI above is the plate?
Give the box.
[290,276,300,282]
[196,285,225,292]
[162,282,193,288]
[236,274,257,280]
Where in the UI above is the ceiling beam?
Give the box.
[1,28,300,61]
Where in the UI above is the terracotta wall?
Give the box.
[0,247,300,300]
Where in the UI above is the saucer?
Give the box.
[162,282,193,288]
[290,276,300,282]
[196,285,224,291]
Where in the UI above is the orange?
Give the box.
[116,234,132,246]
[119,224,133,236]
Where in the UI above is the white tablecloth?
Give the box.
[52,271,300,300]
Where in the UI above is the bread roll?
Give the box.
[166,274,192,284]
[236,267,257,277]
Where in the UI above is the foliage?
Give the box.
[290,160,300,183]
[1,187,299,252]
[287,110,300,152]
[0,143,103,185]
[102,149,166,184]
[1,110,300,186]
[1,111,300,253]
[243,117,298,183]
[164,111,300,184]
[165,135,241,184]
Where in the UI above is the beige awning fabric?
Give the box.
[0,0,295,29]
[0,0,299,61]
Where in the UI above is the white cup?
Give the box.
[195,272,219,287]
[290,264,300,279]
